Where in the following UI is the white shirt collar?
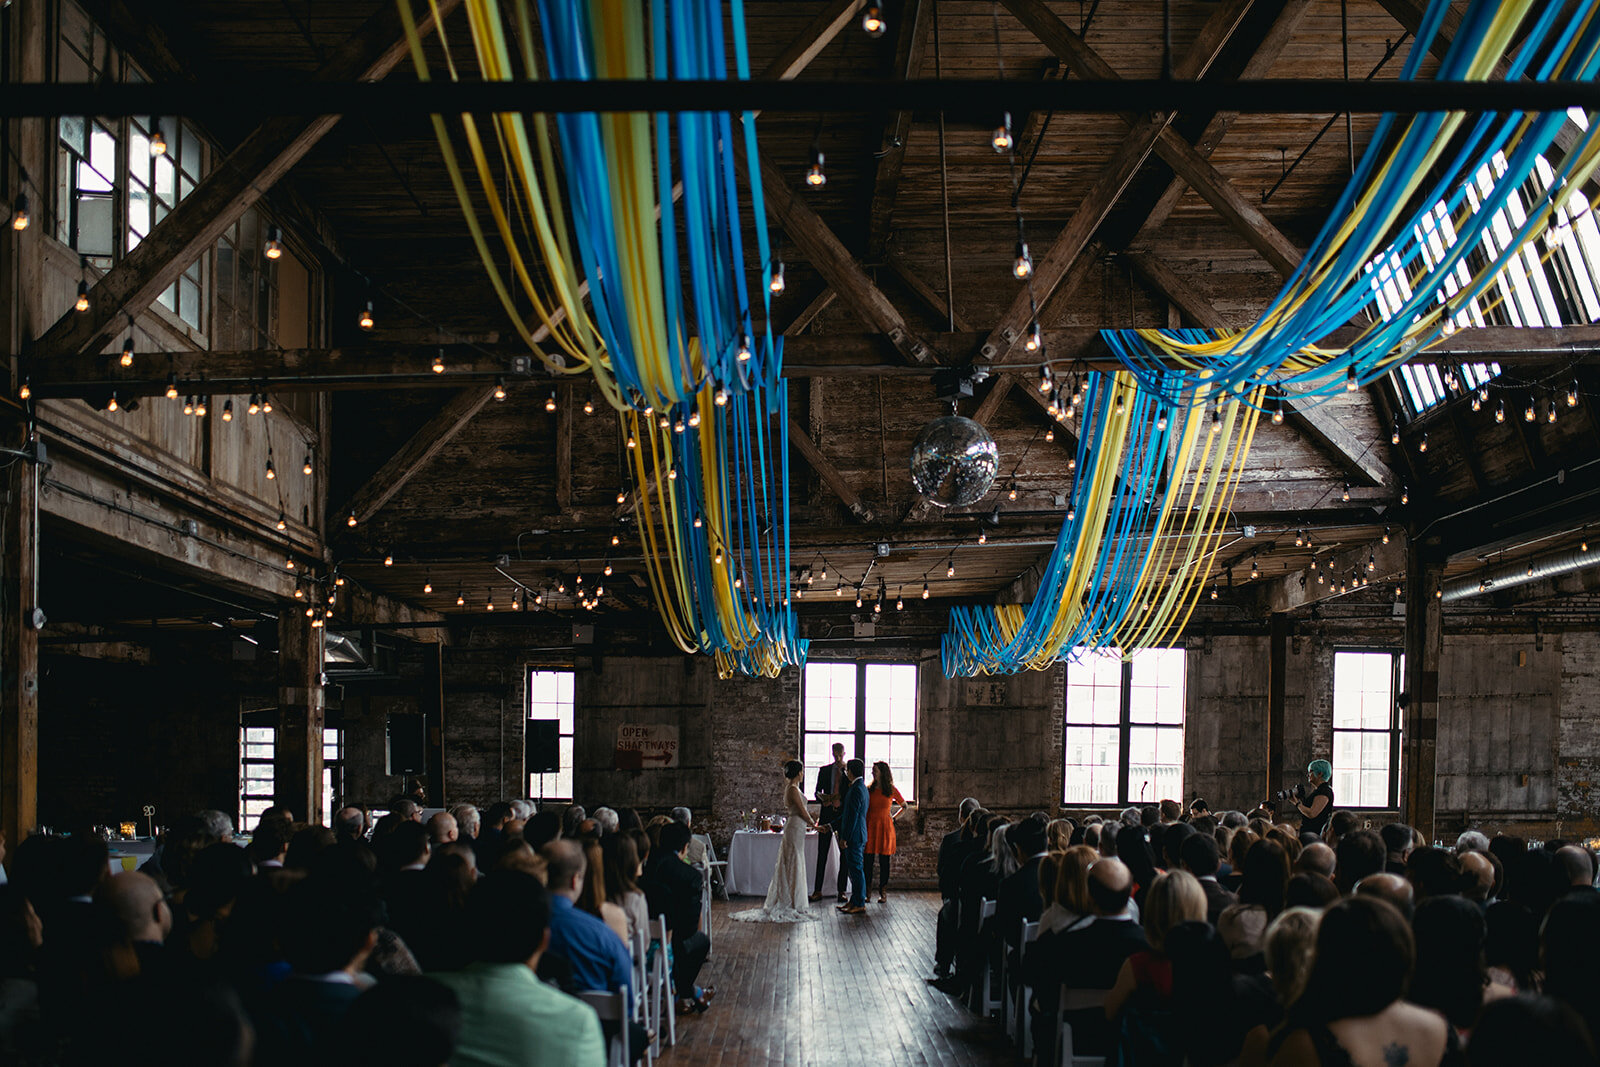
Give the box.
[301,970,357,985]
[401,862,427,871]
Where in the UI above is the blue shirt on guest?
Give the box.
[547,895,634,1009]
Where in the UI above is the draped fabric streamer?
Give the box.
[944,0,1600,676]
[402,0,804,677]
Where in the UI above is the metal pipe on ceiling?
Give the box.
[6,79,1600,118]
[1442,544,1600,603]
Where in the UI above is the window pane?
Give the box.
[1129,725,1183,805]
[864,732,916,801]
[1066,648,1122,725]
[804,731,855,775]
[864,663,916,732]
[1063,725,1120,805]
[804,663,856,730]
[1334,651,1395,730]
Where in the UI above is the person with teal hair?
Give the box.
[1296,759,1335,837]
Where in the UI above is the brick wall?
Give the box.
[1558,631,1600,834]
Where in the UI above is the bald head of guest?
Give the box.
[1459,850,1495,902]
[1087,858,1133,916]
[101,871,171,944]
[1557,845,1595,888]
[1355,871,1415,920]
[427,811,458,846]
[1297,842,1336,880]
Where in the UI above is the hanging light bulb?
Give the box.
[276,511,287,532]
[854,587,863,608]
[616,487,627,505]
[1441,311,1457,336]
[1012,240,1033,280]
[265,458,275,480]
[358,300,374,331]
[673,415,686,434]
[1382,526,1390,545]
[1390,417,1401,445]
[1272,397,1284,426]
[922,581,930,600]
[1495,399,1506,424]
[1156,409,1168,432]
[293,585,304,600]
[1346,364,1359,391]
[1317,571,1326,586]
[335,574,346,587]
[1295,529,1305,547]
[979,528,988,544]
[603,562,613,576]
[1401,485,1410,505]
[658,413,671,430]
[1368,552,1377,573]
[693,511,704,529]
[688,408,701,428]
[1525,396,1537,422]
[149,121,167,156]
[946,561,956,579]
[534,591,544,606]
[183,395,194,415]
[714,547,725,566]
[1210,583,1219,601]
[1569,380,1581,407]
[769,259,786,295]
[667,464,678,482]
[165,374,178,400]
[1066,505,1076,522]
[431,349,445,374]
[1044,428,1054,443]
[1310,557,1318,571]
[493,377,506,401]
[383,552,393,567]
[1008,485,1018,501]
[106,391,118,413]
[264,226,283,260]
[1471,392,1481,413]
[805,145,826,187]
[835,583,843,597]
[991,112,1013,153]
[120,334,134,367]
[611,532,621,546]
[15,377,28,402]
[873,596,882,615]
[1028,319,1047,356]
[486,593,495,612]
[896,593,904,611]
[1046,398,1060,419]
[11,193,29,231]
[347,511,358,527]
[260,394,271,413]
[545,392,557,413]
[1114,393,1126,416]
[74,280,89,313]
[1209,405,1221,435]
[1547,398,1558,424]
[423,576,433,594]
[737,333,753,362]
[1418,433,1428,453]
[714,385,730,406]
[1250,557,1260,580]
[220,399,233,422]
[247,393,261,415]
[302,454,313,476]
[286,556,296,571]
[626,433,637,450]
[861,4,885,37]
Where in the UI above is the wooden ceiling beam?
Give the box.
[865,0,931,259]
[1001,0,1302,276]
[1255,529,1408,614]
[787,417,873,522]
[25,325,1600,398]
[27,0,462,361]
[979,0,1254,366]
[768,0,867,80]
[337,386,499,527]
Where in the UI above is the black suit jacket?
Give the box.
[814,763,846,825]
[996,856,1046,949]
[1030,916,1149,991]
[642,854,703,942]
[937,831,969,899]
[1200,877,1238,925]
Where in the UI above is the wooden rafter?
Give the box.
[1256,529,1408,614]
[28,0,463,361]
[865,0,932,258]
[339,386,499,527]
[788,418,873,522]
[1000,0,1302,277]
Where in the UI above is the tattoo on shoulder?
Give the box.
[1382,1042,1410,1067]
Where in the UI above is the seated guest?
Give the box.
[1407,847,1464,901]
[1238,906,1321,1064]
[1454,830,1490,856]
[1294,842,1335,882]
[562,805,588,840]
[386,798,423,824]
[1460,850,1495,906]
[286,826,336,871]
[247,820,292,871]
[617,809,644,834]
[592,807,620,836]
[448,804,480,847]
[1027,858,1149,1061]
[1104,870,1206,1020]
[99,871,172,980]
[541,841,633,1010]
[333,976,463,1067]
[1159,800,1182,824]
[250,876,383,1064]
[1160,821,1194,873]
[1410,895,1488,1034]
[640,823,713,1015]
[1238,840,1291,919]
[476,802,516,868]
[1556,845,1597,895]
[600,833,649,941]
[381,822,434,954]
[1284,873,1339,910]
[429,872,604,1067]
[333,807,366,844]
[1180,833,1236,924]
[1047,817,1075,854]
[1541,893,1600,1046]
[577,838,629,943]
[932,799,982,981]
[1381,822,1415,874]
[671,808,707,867]
[1266,897,1449,1067]
[1323,810,1360,850]
[1468,995,1599,1067]
[1097,820,1122,857]
[996,814,1050,952]
[1040,845,1099,935]
[525,810,562,852]
[1224,830,1257,893]
[934,814,1005,995]
[1334,829,1386,894]
[426,812,458,847]
[1355,872,1416,921]
[1116,824,1159,915]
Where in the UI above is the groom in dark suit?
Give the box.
[811,742,849,902]
[836,759,869,915]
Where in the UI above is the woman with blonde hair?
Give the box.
[1104,870,1208,1020]
[1039,844,1099,935]
[1046,817,1076,854]
[1239,906,1322,1067]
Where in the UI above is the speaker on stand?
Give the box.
[526,720,559,808]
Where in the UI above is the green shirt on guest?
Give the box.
[430,961,605,1067]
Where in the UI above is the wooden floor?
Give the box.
[664,891,1015,1066]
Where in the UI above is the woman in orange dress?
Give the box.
[864,760,907,903]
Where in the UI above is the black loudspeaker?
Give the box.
[387,714,426,775]
[527,720,560,773]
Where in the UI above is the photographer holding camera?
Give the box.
[1269,759,1335,836]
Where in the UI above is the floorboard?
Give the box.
[663,891,1014,1066]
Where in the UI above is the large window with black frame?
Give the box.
[801,661,918,800]
[1063,646,1187,807]
[1331,649,1403,808]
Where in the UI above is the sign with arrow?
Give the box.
[615,723,680,770]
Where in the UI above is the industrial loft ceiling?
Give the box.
[13,0,1600,678]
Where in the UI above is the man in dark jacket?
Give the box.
[642,821,712,1010]
[1180,833,1238,924]
[836,760,869,914]
[996,814,1049,952]
[932,798,981,979]
[811,742,850,902]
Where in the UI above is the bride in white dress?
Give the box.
[731,760,821,923]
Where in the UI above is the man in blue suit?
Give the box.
[836,758,869,915]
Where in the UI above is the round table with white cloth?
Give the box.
[724,828,839,897]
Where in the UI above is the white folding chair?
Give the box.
[629,924,654,1065]
[1058,986,1110,1067]
[653,915,676,1048]
[978,898,1003,1018]
[575,989,629,1067]
[700,862,714,956]
[696,833,728,897]
[1013,920,1040,1058]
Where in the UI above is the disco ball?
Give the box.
[909,415,999,508]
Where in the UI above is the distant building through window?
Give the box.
[1063,647,1186,806]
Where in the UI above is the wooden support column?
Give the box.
[276,613,325,825]
[1402,533,1446,841]
[1267,612,1289,797]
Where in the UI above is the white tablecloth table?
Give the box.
[106,839,158,874]
[724,829,838,897]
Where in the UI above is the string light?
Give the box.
[1209,405,1221,435]
[861,4,885,37]
[616,487,627,505]
[1272,398,1284,425]
[120,332,134,367]
[673,415,686,434]
[74,280,89,313]
[1547,398,1558,424]
[11,192,29,231]
[261,394,271,413]
[769,259,786,295]
[1401,485,1410,505]
[149,121,167,156]
[456,589,466,607]
[183,396,194,415]
[1008,485,1018,501]
[347,511,358,527]
[603,562,613,576]
[1525,396,1537,422]
[276,511,287,532]
[1346,364,1358,391]
[293,585,304,600]
[1012,240,1033,280]
[17,378,29,401]
[1044,428,1054,443]
[805,145,826,188]
[265,458,275,480]
[667,464,678,482]
[264,226,283,260]
[1390,417,1400,445]
[1569,380,1581,407]
[302,454,313,476]
[220,399,233,422]
[195,396,207,417]
[285,556,296,571]
[658,414,671,430]
[896,592,904,611]
[1368,552,1377,572]
[611,532,621,546]
[1495,399,1506,424]
[424,576,433,594]
[486,593,495,612]
[693,511,704,529]
[1295,530,1304,547]
[1156,409,1168,432]
[854,587,863,608]
[737,333,753,362]
[432,349,445,374]
[358,300,374,330]
[1470,391,1481,413]
[626,433,637,449]
[248,394,261,415]
[714,385,730,406]
[1417,433,1428,454]
[922,582,930,600]
[384,552,394,567]
[979,529,988,544]
[106,391,118,413]
[1382,526,1390,544]
[1210,583,1219,601]
[546,392,557,413]
[583,394,595,415]
[688,408,701,428]
[991,113,1013,153]
[946,561,956,579]
[1251,557,1260,580]
[1114,393,1126,416]
[493,377,506,401]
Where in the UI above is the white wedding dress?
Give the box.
[731,783,818,923]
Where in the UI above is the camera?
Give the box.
[1270,783,1307,803]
